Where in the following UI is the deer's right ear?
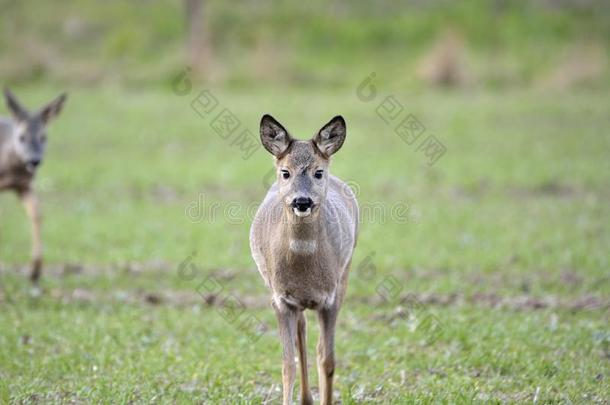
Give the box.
[39,93,67,124]
[3,88,28,121]
[260,114,292,157]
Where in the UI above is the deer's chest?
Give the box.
[0,165,33,192]
[269,249,340,310]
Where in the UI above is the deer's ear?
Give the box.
[3,88,28,122]
[314,115,346,157]
[260,114,292,157]
[39,93,67,124]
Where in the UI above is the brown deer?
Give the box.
[250,115,358,405]
[0,89,67,282]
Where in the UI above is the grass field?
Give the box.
[1,84,609,403]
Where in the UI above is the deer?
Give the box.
[250,115,358,405]
[0,89,67,282]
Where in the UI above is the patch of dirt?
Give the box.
[24,261,240,281]
[540,42,606,90]
[0,261,175,278]
[3,282,606,315]
[508,182,582,200]
[451,181,593,201]
[2,263,607,313]
[559,269,584,286]
[362,291,608,320]
[126,183,183,204]
[417,28,473,88]
[149,184,181,203]
[37,286,270,310]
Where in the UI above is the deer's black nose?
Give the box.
[293,197,313,212]
[29,159,41,167]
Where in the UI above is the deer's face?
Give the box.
[12,119,48,172]
[260,115,346,218]
[4,89,67,173]
[277,141,329,217]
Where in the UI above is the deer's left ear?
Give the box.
[260,114,293,158]
[313,115,346,157]
[4,88,28,122]
[39,93,67,124]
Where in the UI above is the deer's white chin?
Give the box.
[293,207,312,217]
[25,163,36,173]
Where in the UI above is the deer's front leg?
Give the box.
[274,301,298,405]
[297,311,313,405]
[317,304,338,405]
[19,189,42,282]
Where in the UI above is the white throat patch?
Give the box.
[289,239,317,254]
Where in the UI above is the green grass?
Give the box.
[0,85,609,403]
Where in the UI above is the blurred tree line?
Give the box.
[0,0,608,89]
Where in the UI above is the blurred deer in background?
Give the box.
[251,115,358,405]
[0,89,67,282]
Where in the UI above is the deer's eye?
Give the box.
[281,170,290,179]
[314,170,323,179]
[19,135,26,142]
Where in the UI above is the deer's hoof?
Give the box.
[300,394,314,405]
[30,258,42,283]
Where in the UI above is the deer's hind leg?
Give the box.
[297,311,313,405]
[19,189,42,283]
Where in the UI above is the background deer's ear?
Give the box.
[260,114,293,157]
[4,88,28,122]
[313,115,346,157]
[39,93,67,124]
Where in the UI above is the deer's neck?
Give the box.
[282,210,324,256]
[0,140,20,172]
[0,122,20,170]
[4,144,25,171]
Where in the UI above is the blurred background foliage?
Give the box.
[1,0,608,90]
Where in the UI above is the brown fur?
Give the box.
[251,115,358,404]
[0,89,67,282]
